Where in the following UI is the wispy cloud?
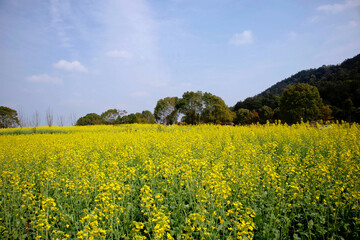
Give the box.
[308,16,319,23]
[317,0,360,14]
[106,50,133,59]
[26,74,63,84]
[99,0,172,88]
[229,30,253,45]
[50,0,71,47]
[337,20,358,29]
[347,20,358,27]
[53,60,87,72]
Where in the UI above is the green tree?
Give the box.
[141,110,156,124]
[201,92,234,124]
[154,97,178,125]
[355,107,360,123]
[321,105,333,122]
[280,83,323,124]
[76,113,104,126]
[233,97,263,112]
[120,111,155,124]
[121,113,138,124]
[342,98,355,122]
[177,91,203,124]
[0,106,19,128]
[235,109,254,125]
[175,91,234,124]
[101,109,127,125]
[258,105,274,124]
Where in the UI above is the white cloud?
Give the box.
[338,20,358,29]
[106,50,133,58]
[308,16,319,23]
[317,0,360,13]
[229,30,253,45]
[26,74,62,84]
[53,60,87,72]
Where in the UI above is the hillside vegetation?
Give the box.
[234,54,360,122]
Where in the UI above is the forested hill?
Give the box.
[260,53,360,97]
[233,53,360,121]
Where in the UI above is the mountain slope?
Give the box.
[233,53,360,121]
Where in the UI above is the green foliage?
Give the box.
[101,109,127,125]
[154,97,178,125]
[140,110,156,124]
[321,105,333,122]
[234,108,254,125]
[280,83,323,124]
[233,94,280,113]
[175,91,234,124]
[121,111,155,124]
[342,98,356,122]
[76,113,104,126]
[258,105,274,124]
[121,113,138,124]
[233,53,360,123]
[0,128,69,135]
[201,92,234,124]
[0,106,19,128]
[177,91,203,124]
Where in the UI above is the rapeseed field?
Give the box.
[0,123,359,239]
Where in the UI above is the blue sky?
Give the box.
[1,0,360,125]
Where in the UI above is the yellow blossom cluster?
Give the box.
[0,123,359,239]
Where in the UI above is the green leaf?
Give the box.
[308,219,314,229]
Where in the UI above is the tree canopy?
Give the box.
[201,92,234,124]
[177,91,203,124]
[121,111,156,124]
[154,97,178,125]
[101,109,127,125]
[175,91,234,124]
[0,106,19,128]
[140,110,156,124]
[76,113,104,126]
[234,109,254,125]
[279,83,323,124]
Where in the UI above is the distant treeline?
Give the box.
[1,54,359,128]
[76,110,156,126]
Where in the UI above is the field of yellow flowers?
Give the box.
[0,123,359,239]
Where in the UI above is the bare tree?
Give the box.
[69,112,77,126]
[17,106,26,127]
[23,116,30,127]
[46,107,54,127]
[32,110,41,127]
[57,114,65,127]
